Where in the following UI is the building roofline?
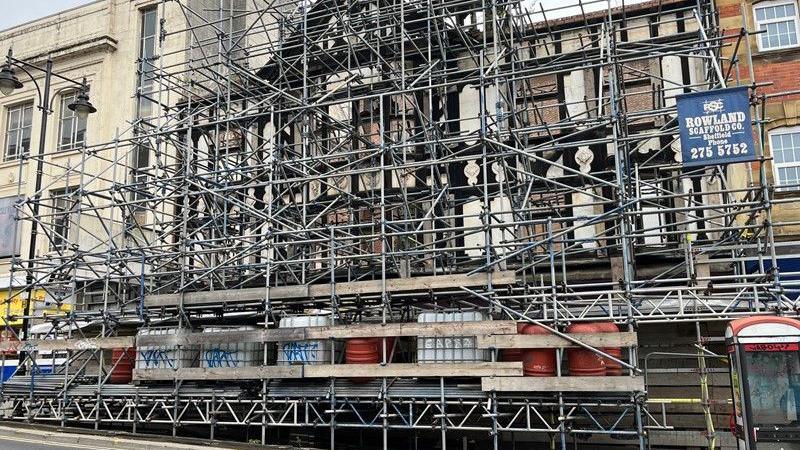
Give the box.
[0,0,105,34]
[528,0,692,31]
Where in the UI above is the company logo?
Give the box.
[703,98,724,114]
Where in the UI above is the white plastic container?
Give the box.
[136,327,199,370]
[277,315,341,365]
[417,311,488,363]
[200,326,264,368]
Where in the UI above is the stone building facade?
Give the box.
[0,0,179,322]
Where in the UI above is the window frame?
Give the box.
[770,126,800,190]
[137,7,158,119]
[753,0,800,51]
[49,186,78,252]
[131,7,159,208]
[57,90,88,152]
[4,101,34,161]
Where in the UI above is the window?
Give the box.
[742,349,800,426]
[771,127,800,189]
[754,0,800,50]
[137,8,158,118]
[57,92,87,151]
[639,184,669,246]
[131,9,158,207]
[4,102,33,161]
[50,187,77,252]
[130,142,152,204]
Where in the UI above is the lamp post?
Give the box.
[0,49,97,362]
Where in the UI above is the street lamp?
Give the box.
[0,53,97,116]
[0,49,98,369]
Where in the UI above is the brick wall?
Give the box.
[718,0,800,237]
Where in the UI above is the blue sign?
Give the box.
[677,86,756,167]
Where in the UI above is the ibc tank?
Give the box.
[136,327,199,370]
[520,324,557,377]
[110,348,136,384]
[278,316,341,365]
[201,326,264,368]
[417,311,488,363]
[595,322,623,376]
[566,323,605,376]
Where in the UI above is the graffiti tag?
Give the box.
[74,340,98,351]
[282,342,319,363]
[139,349,175,369]
[204,348,239,368]
[20,342,37,352]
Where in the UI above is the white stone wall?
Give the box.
[0,0,189,306]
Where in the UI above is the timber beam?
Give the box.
[133,362,524,381]
[481,376,645,392]
[144,271,517,307]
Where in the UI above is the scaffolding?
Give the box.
[0,0,794,448]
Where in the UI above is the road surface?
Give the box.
[0,425,248,450]
[0,434,113,450]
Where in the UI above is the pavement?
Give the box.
[0,434,111,450]
[0,424,272,450]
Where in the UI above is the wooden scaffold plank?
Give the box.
[144,271,517,307]
[133,362,523,381]
[481,376,645,392]
[476,332,638,349]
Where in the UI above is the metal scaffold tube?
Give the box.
[0,0,794,448]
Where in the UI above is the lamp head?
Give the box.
[0,64,23,96]
[68,89,97,120]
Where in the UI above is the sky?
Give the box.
[0,0,97,31]
[0,0,642,30]
[0,0,650,31]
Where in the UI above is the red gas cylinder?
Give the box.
[0,330,19,357]
[110,347,136,384]
[520,324,557,377]
[346,338,381,365]
[345,337,396,364]
[346,337,394,383]
[595,322,623,376]
[566,323,606,376]
[499,323,528,362]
